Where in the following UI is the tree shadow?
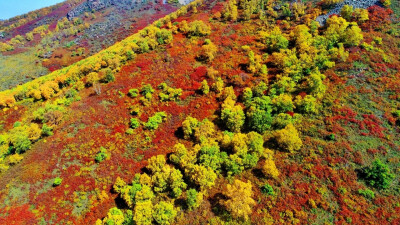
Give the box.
[209,193,229,217]
[174,127,184,139]
[252,168,264,179]
[174,198,187,210]
[114,196,129,210]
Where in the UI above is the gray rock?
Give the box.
[316,0,380,25]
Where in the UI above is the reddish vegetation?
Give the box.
[0,0,400,224]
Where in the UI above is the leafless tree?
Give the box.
[94,82,101,95]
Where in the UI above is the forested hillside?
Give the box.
[0,0,399,224]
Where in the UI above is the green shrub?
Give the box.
[95,147,108,163]
[326,133,335,141]
[246,107,272,133]
[272,113,294,129]
[198,143,224,172]
[126,128,134,135]
[33,103,66,123]
[362,159,395,189]
[358,189,375,199]
[53,177,62,186]
[104,69,115,83]
[186,188,202,210]
[130,118,140,129]
[246,96,273,133]
[10,133,31,154]
[13,121,22,128]
[144,112,167,130]
[272,94,294,113]
[260,184,275,195]
[158,83,182,101]
[42,124,54,136]
[141,84,154,100]
[128,89,139,98]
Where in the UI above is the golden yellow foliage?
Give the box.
[200,41,218,62]
[223,179,256,220]
[27,123,42,141]
[113,177,127,194]
[8,154,24,165]
[223,0,238,21]
[0,94,16,108]
[263,158,279,179]
[274,123,302,152]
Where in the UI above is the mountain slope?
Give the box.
[0,0,399,224]
[0,0,182,91]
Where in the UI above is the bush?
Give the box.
[134,200,153,225]
[126,128,134,135]
[101,207,125,225]
[182,116,199,140]
[200,80,210,94]
[260,184,275,196]
[141,84,155,100]
[42,124,54,136]
[272,113,295,129]
[222,179,256,220]
[186,188,203,210]
[152,201,177,225]
[128,89,139,98]
[274,124,302,152]
[221,99,245,133]
[158,83,182,101]
[130,118,140,129]
[246,97,273,133]
[53,177,62,186]
[199,41,218,62]
[156,29,173,45]
[185,164,217,190]
[272,94,294,113]
[362,159,395,189]
[358,189,375,199]
[144,112,167,130]
[188,20,211,36]
[33,103,66,124]
[262,158,279,179]
[9,132,31,154]
[8,154,24,165]
[103,69,115,83]
[294,95,318,114]
[95,147,108,163]
[259,27,289,52]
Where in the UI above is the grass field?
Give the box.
[0,48,49,91]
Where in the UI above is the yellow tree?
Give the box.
[353,8,369,23]
[322,0,344,6]
[263,158,279,179]
[200,41,218,62]
[223,179,256,220]
[274,123,302,152]
[292,2,306,21]
[340,5,353,21]
[223,0,238,21]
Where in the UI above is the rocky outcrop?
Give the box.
[316,0,380,25]
[67,0,138,20]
